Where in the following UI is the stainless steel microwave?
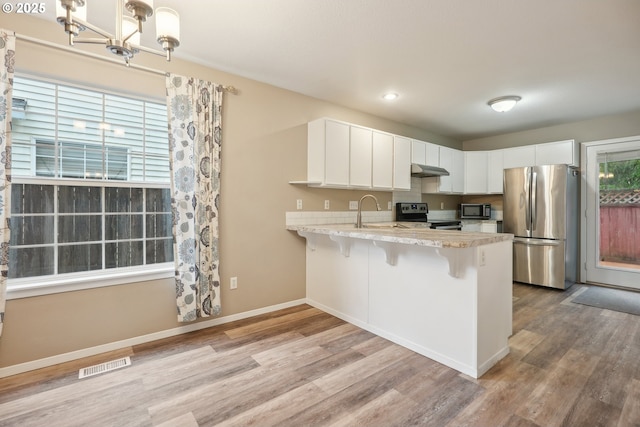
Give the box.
[460,203,491,219]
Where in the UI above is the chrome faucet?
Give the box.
[356,194,381,228]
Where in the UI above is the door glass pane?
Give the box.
[598,151,640,270]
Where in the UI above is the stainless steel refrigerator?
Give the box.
[503,164,579,289]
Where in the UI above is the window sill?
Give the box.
[6,264,174,300]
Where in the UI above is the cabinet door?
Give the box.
[451,149,464,193]
[438,147,454,192]
[425,142,440,167]
[464,151,489,194]
[411,140,427,164]
[487,149,504,193]
[324,120,350,186]
[350,126,372,188]
[461,222,482,232]
[393,136,412,190]
[372,131,394,189]
[535,140,578,166]
[481,222,498,233]
[503,145,536,169]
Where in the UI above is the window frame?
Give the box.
[7,76,174,299]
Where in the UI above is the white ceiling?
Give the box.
[42,0,640,141]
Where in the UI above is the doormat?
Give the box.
[572,286,640,316]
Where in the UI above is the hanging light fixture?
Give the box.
[56,0,181,65]
[488,96,521,112]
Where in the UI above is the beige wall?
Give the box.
[463,109,640,150]
[0,14,460,368]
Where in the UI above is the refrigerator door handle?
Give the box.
[530,171,537,230]
[525,170,531,232]
[513,237,562,246]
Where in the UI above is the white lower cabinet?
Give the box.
[461,221,499,233]
[302,232,513,378]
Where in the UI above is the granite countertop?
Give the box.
[287,223,513,249]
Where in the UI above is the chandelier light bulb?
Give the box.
[56,0,180,63]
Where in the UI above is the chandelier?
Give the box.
[56,0,180,64]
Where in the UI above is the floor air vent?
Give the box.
[78,356,131,379]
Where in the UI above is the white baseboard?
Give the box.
[0,298,307,379]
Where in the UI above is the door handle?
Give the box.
[514,237,561,246]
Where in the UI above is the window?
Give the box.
[9,76,173,290]
[35,139,130,180]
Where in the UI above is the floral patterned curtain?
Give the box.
[166,74,222,322]
[0,30,14,337]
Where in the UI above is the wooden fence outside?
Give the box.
[599,190,640,265]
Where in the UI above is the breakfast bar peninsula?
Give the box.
[288,223,514,378]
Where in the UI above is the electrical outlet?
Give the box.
[296,199,303,210]
[230,276,238,289]
[479,249,486,266]
[349,201,358,210]
[440,202,445,209]
[388,201,392,210]
[324,200,330,210]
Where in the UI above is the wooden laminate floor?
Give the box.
[1,283,640,426]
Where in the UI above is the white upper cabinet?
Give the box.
[487,149,504,193]
[503,145,536,169]
[464,151,489,194]
[422,146,464,194]
[324,120,351,186]
[411,139,427,165]
[535,140,578,166]
[302,118,577,194]
[412,139,440,167]
[305,118,409,190]
[349,126,372,188]
[372,131,394,189]
[393,136,412,190]
[451,148,464,193]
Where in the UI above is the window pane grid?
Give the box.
[9,184,173,279]
[9,76,173,282]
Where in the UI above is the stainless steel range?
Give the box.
[395,202,462,230]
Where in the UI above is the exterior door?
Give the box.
[583,137,640,289]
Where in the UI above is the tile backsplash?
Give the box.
[286,210,393,226]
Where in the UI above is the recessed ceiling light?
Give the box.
[382,92,399,101]
[488,96,521,112]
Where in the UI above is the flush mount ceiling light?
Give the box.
[382,92,399,101]
[56,0,180,65]
[488,96,522,112]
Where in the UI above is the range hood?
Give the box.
[411,163,450,177]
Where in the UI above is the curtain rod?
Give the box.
[14,33,239,94]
